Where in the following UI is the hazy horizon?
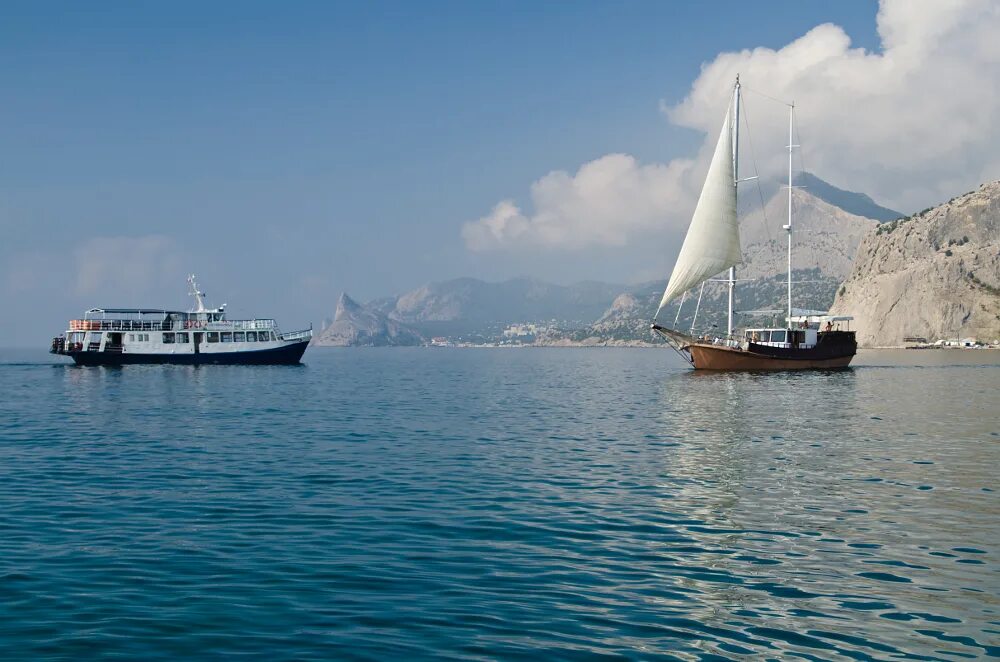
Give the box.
[4,0,998,346]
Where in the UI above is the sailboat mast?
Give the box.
[728,76,740,337]
[785,103,794,328]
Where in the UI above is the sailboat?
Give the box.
[650,77,857,370]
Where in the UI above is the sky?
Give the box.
[2,0,997,346]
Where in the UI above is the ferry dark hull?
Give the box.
[688,332,856,370]
[59,340,309,366]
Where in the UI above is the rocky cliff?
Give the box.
[830,181,1000,347]
[313,293,424,347]
[583,293,649,340]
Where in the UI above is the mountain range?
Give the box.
[313,174,998,347]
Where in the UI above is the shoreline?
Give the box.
[311,343,1000,350]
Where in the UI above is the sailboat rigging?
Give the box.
[651,77,857,370]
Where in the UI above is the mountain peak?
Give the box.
[739,184,878,281]
[792,172,903,222]
[318,293,424,347]
[335,292,364,319]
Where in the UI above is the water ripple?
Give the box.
[0,348,997,659]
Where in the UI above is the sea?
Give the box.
[1,347,997,660]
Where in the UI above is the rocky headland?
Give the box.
[831,181,1000,347]
[312,293,424,347]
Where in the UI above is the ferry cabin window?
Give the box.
[234,332,245,342]
[221,332,233,343]
[163,332,175,344]
[246,331,257,342]
[771,330,787,343]
[129,334,135,342]
[207,332,219,343]
[177,332,189,343]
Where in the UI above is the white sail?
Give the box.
[655,108,740,318]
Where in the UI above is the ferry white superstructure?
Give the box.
[50,275,312,365]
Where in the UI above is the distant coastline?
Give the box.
[311,342,1000,350]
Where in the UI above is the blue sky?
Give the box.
[11,1,994,345]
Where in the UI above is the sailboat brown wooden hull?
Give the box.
[689,342,854,370]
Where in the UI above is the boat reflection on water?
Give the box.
[647,370,872,625]
[644,365,990,657]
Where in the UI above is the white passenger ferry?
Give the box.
[50,275,312,365]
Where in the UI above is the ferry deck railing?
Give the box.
[68,318,277,332]
[229,319,277,331]
[280,328,313,342]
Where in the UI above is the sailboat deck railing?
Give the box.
[652,325,749,359]
[691,333,748,350]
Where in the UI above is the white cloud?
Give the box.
[464,0,1000,253]
[463,154,694,251]
[2,251,64,296]
[73,235,183,298]
[671,0,999,211]
[2,235,185,345]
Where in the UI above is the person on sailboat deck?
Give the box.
[825,321,834,332]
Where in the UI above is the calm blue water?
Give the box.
[1,347,998,660]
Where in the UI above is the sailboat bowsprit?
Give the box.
[651,77,857,370]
